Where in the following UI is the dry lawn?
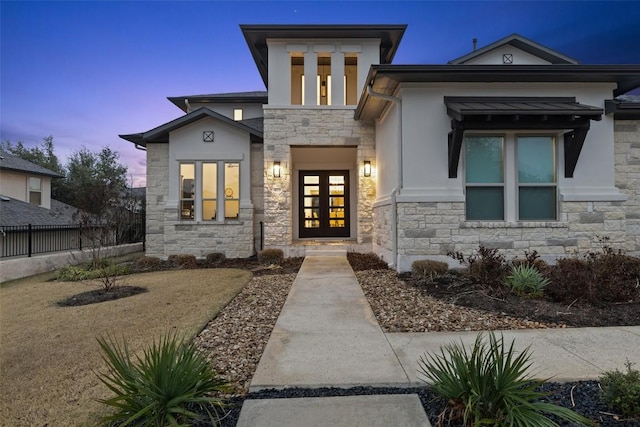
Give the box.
[0,268,252,426]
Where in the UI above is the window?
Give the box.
[517,136,556,220]
[179,161,240,221]
[465,136,504,220]
[233,108,243,121]
[28,177,42,205]
[464,135,557,221]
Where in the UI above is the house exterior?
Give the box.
[121,25,640,271]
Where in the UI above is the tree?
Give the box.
[66,146,129,270]
[0,136,68,200]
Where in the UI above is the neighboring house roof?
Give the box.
[356,64,640,120]
[168,91,268,112]
[448,33,579,65]
[119,107,263,147]
[241,24,407,87]
[0,197,77,226]
[605,95,640,119]
[0,150,64,178]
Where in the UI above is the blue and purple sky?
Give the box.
[2,1,639,187]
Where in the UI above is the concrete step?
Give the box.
[304,247,347,257]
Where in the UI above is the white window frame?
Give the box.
[178,160,241,222]
[233,108,243,121]
[28,176,42,206]
[464,132,559,222]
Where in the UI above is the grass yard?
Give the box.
[0,268,252,426]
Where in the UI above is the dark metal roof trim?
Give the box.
[119,108,263,147]
[445,96,603,121]
[448,33,579,65]
[168,91,268,112]
[355,65,640,120]
[605,99,640,120]
[241,24,407,87]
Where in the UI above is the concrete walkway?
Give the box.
[238,255,640,426]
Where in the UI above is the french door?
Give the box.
[299,171,350,238]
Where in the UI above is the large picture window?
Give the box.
[179,161,240,221]
[464,134,557,221]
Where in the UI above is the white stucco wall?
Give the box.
[266,38,381,106]
[397,82,622,203]
[188,103,264,120]
[461,45,553,65]
[0,170,53,209]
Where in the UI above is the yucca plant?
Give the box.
[503,264,550,297]
[96,333,229,426]
[418,332,593,427]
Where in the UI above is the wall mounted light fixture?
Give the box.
[364,160,371,177]
[273,161,281,178]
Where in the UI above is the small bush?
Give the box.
[512,250,549,273]
[600,361,640,418]
[56,264,132,282]
[96,333,229,426]
[411,259,449,281]
[134,255,162,272]
[258,248,284,265]
[545,250,640,306]
[347,252,390,271]
[448,246,508,288]
[418,332,591,426]
[503,264,550,297]
[205,252,226,266]
[167,254,198,269]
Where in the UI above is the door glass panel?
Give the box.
[304,176,319,184]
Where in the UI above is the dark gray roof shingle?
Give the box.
[0,197,77,226]
[0,150,64,178]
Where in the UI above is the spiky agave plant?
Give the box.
[418,332,593,427]
[96,333,229,426]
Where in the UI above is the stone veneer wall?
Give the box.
[262,108,375,256]
[615,120,640,254]
[251,142,265,252]
[145,143,254,259]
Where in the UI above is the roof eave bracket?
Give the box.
[564,124,590,178]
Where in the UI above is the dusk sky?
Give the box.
[2,1,639,187]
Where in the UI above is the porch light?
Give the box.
[364,160,371,177]
[273,161,281,178]
[320,80,327,98]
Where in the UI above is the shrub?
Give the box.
[411,260,449,281]
[56,263,132,282]
[418,332,592,427]
[448,246,508,288]
[167,254,198,269]
[96,333,229,426]
[545,250,640,306]
[205,252,226,266]
[258,248,284,265]
[599,361,640,418]
[503,264,550,297]
[134,256,162,272]
[512,250,549,273]
[347,252,390,271]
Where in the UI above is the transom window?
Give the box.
[464,135,557,221]
[179,161,240,221]
[28,176,42,205]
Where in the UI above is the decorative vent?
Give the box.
[502,54,513,64]
[203,131,214,142]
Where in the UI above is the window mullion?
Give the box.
[504,134,517,222]
[217,161,225,222]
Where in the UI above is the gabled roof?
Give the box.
[168,91,268,112]
[0,150,64,178]
[241,24,407,87]
[119,107,263,147]
[0,197,77,226]
[448,33,579,65]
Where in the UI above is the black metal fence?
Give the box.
[0,215,145,258]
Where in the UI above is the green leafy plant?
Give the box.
[56,263,132,283]
[96,333,229,426]
[503,264,550,297]
[411,259,449,281]
[418,332,592,427]
[599,361,640,418]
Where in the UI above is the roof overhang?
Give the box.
[241,24,407,87]
[119,107,263,147]
[355,64,640,120]
[444,96,603,179]
[167,91,268,112]
[605,99,640,120]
